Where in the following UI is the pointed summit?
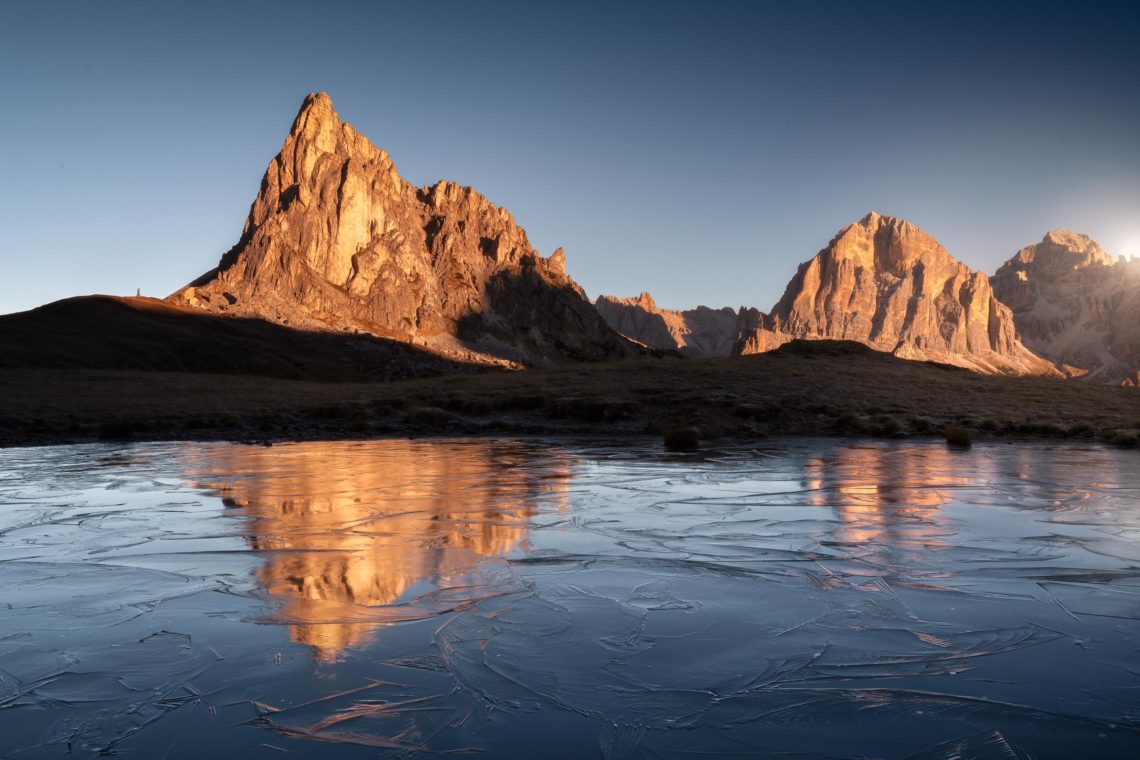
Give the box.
[735,214,1057,375]
[853,211,918,235]
[279,91,386,178]
[998,229,1115,274]
[635,291,656,310]
[288,91,341,138]
[1040,229,1114,266]
[302,90,335,111]
[167,93,628,366]
[828,212,947,275]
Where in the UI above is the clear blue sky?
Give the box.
[2,1,1138,315]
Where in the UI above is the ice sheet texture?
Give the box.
[1,438,1138,758]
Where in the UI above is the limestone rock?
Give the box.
[734,213,1057,375]
[593,292,741,357]
[991,230,1140,382]
[168,92,628,366]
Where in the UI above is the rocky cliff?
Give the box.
[168,92,629,367]
[593,292,740,357]
[734,213,1057,375]
[991,230,1140,383]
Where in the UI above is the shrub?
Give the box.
[944,425,972,448]
[831,411,861,433]
[546,398,638,421]
[404,406,458,426]
[1023,421,1064,437]
[1067,422,1094,438]
[98,421,134,440]
[734,401,782,420]
[1106,430,1140,449]
[871,414,902,437]
[663,426,700,452]
[910,416,935,434]
[312,404,351,419]
[734,403,763,419]
[348,411,370,433]
[498,393,545,411]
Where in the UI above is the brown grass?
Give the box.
[2,341,1140,448]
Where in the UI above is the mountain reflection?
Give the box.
[804,445,975,564]
[187,440,574,661]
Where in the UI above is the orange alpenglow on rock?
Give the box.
[733,212,1059,376]
[991,229,1140,383]
[593,291,741,357]
[188,440,575,661]
[167,92,628,367]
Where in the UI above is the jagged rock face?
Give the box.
[732,306,791,355]
[593,292,740,357]
[734,213,1057,375]
[991,230,1140,382]
[169,92,628,366]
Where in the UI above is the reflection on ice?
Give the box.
[1,438,1139,758]
[805,446,962,573]
[185,441,573,660]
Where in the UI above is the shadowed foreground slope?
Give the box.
[3,340,1140,448]
[0,295,473,381]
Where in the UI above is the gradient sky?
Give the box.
[2,1,1138,315]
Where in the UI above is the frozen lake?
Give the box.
[1,438,1138,758]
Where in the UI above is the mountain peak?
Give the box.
[992,230,1138,381]
[1042,229,1112,261]
[167,92,628,366]
[856,211,908,227]
[290,91,341,134]
[1044,228,1087,246]
[740,215,1057,376]
[304,90,334,109]
[995,229,1116,272]
[829,213,942,273]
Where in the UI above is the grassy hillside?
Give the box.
[3,340,1139,448]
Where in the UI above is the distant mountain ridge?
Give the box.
[8,92,1132,384]
[991,229,1140,383]
[593,292,741,357]
[167,92,628,367]
[732,213,1057,375]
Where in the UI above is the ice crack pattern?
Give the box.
[0,438,1138,757]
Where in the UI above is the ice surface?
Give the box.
[1,438,1138,757]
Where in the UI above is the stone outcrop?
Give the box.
[991,230,1140,382]
[593,292,740,357]
[168,92,628,367]
[734,213,1058,375]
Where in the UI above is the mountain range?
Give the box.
[592,293,740,357]
[603,217,1140,383]
[3,92,1139,385]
